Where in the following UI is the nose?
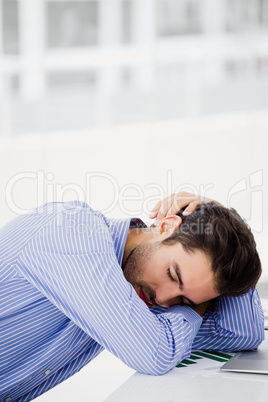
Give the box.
[155,284,182,307]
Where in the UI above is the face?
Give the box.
[123,241,219,307]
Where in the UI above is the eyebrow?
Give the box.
[174,263,197,306]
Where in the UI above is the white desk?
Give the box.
[105,334,268,402]
[35,331,268,402]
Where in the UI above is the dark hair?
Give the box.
[162,202,262,297]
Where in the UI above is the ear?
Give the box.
[155,215,182,236]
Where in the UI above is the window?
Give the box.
[2,0,19,54]
[156,0,202,36]
[46,0,98,48]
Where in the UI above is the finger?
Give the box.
[155,194,196,219]
[154,199,174,221]
[150,200,162,212]
[182,200,200,216]
[149,194,176,218]
[163,192,198,215]
[166,197,196,216]
[148,200,163,218]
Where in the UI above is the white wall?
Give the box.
[0,111,267,281]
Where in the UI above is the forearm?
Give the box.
[192,288,265,351]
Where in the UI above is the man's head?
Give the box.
[122,202,261,308]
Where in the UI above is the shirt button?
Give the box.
[254,299,258,305]
[5,398,11,402]
[45,369,51,375]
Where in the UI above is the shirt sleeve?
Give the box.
[16,206,202,375]
[192,288,265,351]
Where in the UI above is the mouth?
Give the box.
[138,287,154,307]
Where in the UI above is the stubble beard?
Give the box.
[123,242,161,303]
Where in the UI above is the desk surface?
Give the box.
[36,331,268,402]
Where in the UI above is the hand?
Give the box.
[149,191,221,222]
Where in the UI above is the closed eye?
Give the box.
[167,268,175,282]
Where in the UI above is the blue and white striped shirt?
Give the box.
[0,201,264,401]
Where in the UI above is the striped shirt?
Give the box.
[0,201,264,402]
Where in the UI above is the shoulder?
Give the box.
[26,201,115,255]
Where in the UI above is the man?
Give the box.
[0,193,264,401]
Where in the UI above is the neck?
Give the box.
[122,227,154,269]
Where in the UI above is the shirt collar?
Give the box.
[106,217,147,266]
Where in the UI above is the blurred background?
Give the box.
[0,0,267,281]
[0,2,267,401]
[1,0,268,133]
